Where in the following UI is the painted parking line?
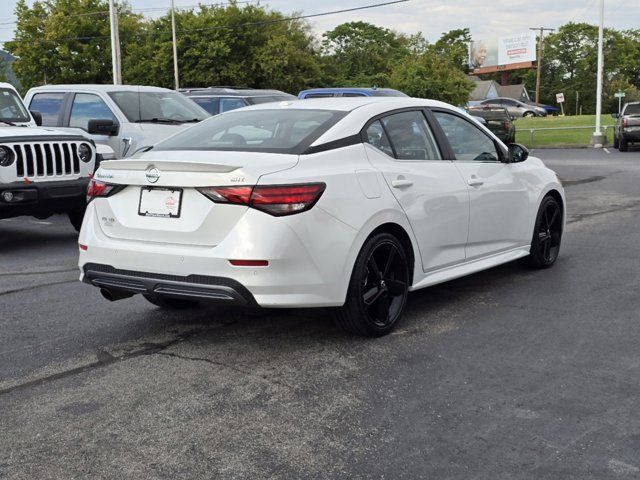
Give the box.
[603,148,610,154]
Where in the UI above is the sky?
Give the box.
[0,0,638,47]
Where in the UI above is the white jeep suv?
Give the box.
[0,82,96,230]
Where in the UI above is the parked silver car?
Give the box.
[479,97,547,118]
[24,85,209,158]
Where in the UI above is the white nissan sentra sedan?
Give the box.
[78,97,565,336]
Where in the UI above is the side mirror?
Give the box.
[611,113,619,119]
[507,143,529,163]
[30,110,42,126]
[87,118,119,136]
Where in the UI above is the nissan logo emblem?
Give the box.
[146,167,160,183]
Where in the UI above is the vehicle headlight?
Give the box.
[78,143,92,163]
[0,146,14,167]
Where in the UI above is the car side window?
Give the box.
[342,93,367,97]
[381,111,442,160]
[69,93,116,130]
[219,97,247,113]
[433,111,500,162]
[29,93,66,126]
[365,120,394,157]
[192,97,220,115]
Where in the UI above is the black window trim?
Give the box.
[428,107,507,163]
[66,92,119,132]
[360,107,447,162]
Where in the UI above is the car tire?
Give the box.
[143,294,200,310]
[336,232,410,337]
[523,111,535,118]
[521,196,563,269]
[619,137,628,152]
[68,209,85,232]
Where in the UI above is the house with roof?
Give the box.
[467,75,531,105]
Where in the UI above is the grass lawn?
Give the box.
[514,114,616,147]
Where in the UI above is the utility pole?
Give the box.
[592,0,605,147]
[529,27,554,104]
[171,0,179,90]
[108,0,122,84]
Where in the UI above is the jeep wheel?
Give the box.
[68,209,85,232]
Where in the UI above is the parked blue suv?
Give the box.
[298,87,408,99]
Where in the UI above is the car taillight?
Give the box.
[87,179,124,201]
[198,183,326,216]
[503,121,510,130]
[622,118,628,128]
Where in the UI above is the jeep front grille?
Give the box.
[13,142,81,178]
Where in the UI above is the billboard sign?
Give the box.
[469,32,537,74]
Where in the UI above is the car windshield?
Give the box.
[624,104,640,115]
[246,95,296,105]
[153,108,346,154]
[0,88,30,122]
[108,91,208,123]
[371,90,408,97]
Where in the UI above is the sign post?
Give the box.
[556,92,565,116]
[614,91,626,115]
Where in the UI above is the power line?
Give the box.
[0,0,410,45]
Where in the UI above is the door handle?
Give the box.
[391,179,413,188]
[467,178,484,187]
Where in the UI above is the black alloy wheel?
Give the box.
[337,233,410,336]
[523,196,563,268]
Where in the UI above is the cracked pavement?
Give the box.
[1,148,640,479]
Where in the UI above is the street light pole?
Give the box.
[108,0,121,85]
[171,0,179,90]
[530,27,554,104]
[592,0,605,147]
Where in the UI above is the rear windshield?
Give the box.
[468,108,509,120]
[624,104,640,115]
[153,108,346,154]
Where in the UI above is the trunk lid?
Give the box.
[93,150,298,246]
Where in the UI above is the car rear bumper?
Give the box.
[0,178,88,219]
[83,263,258,306]
[621,130,640,142]
[78,201,359,307]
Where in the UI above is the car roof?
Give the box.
[180,87,293,97]
[237,96,448,112]
[27,84,175,93]
[300,87,402,93]
[226,97,463,146]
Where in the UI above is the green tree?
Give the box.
[390,48,473,105]
[6,0,144,91]
[433,28,471,72]
[124,4,321,92]
[321,21,411,86]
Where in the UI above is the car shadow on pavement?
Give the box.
[153,259,530,350]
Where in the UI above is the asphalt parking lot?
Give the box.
[2,147,640,479]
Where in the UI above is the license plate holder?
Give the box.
[138,187,183,218]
